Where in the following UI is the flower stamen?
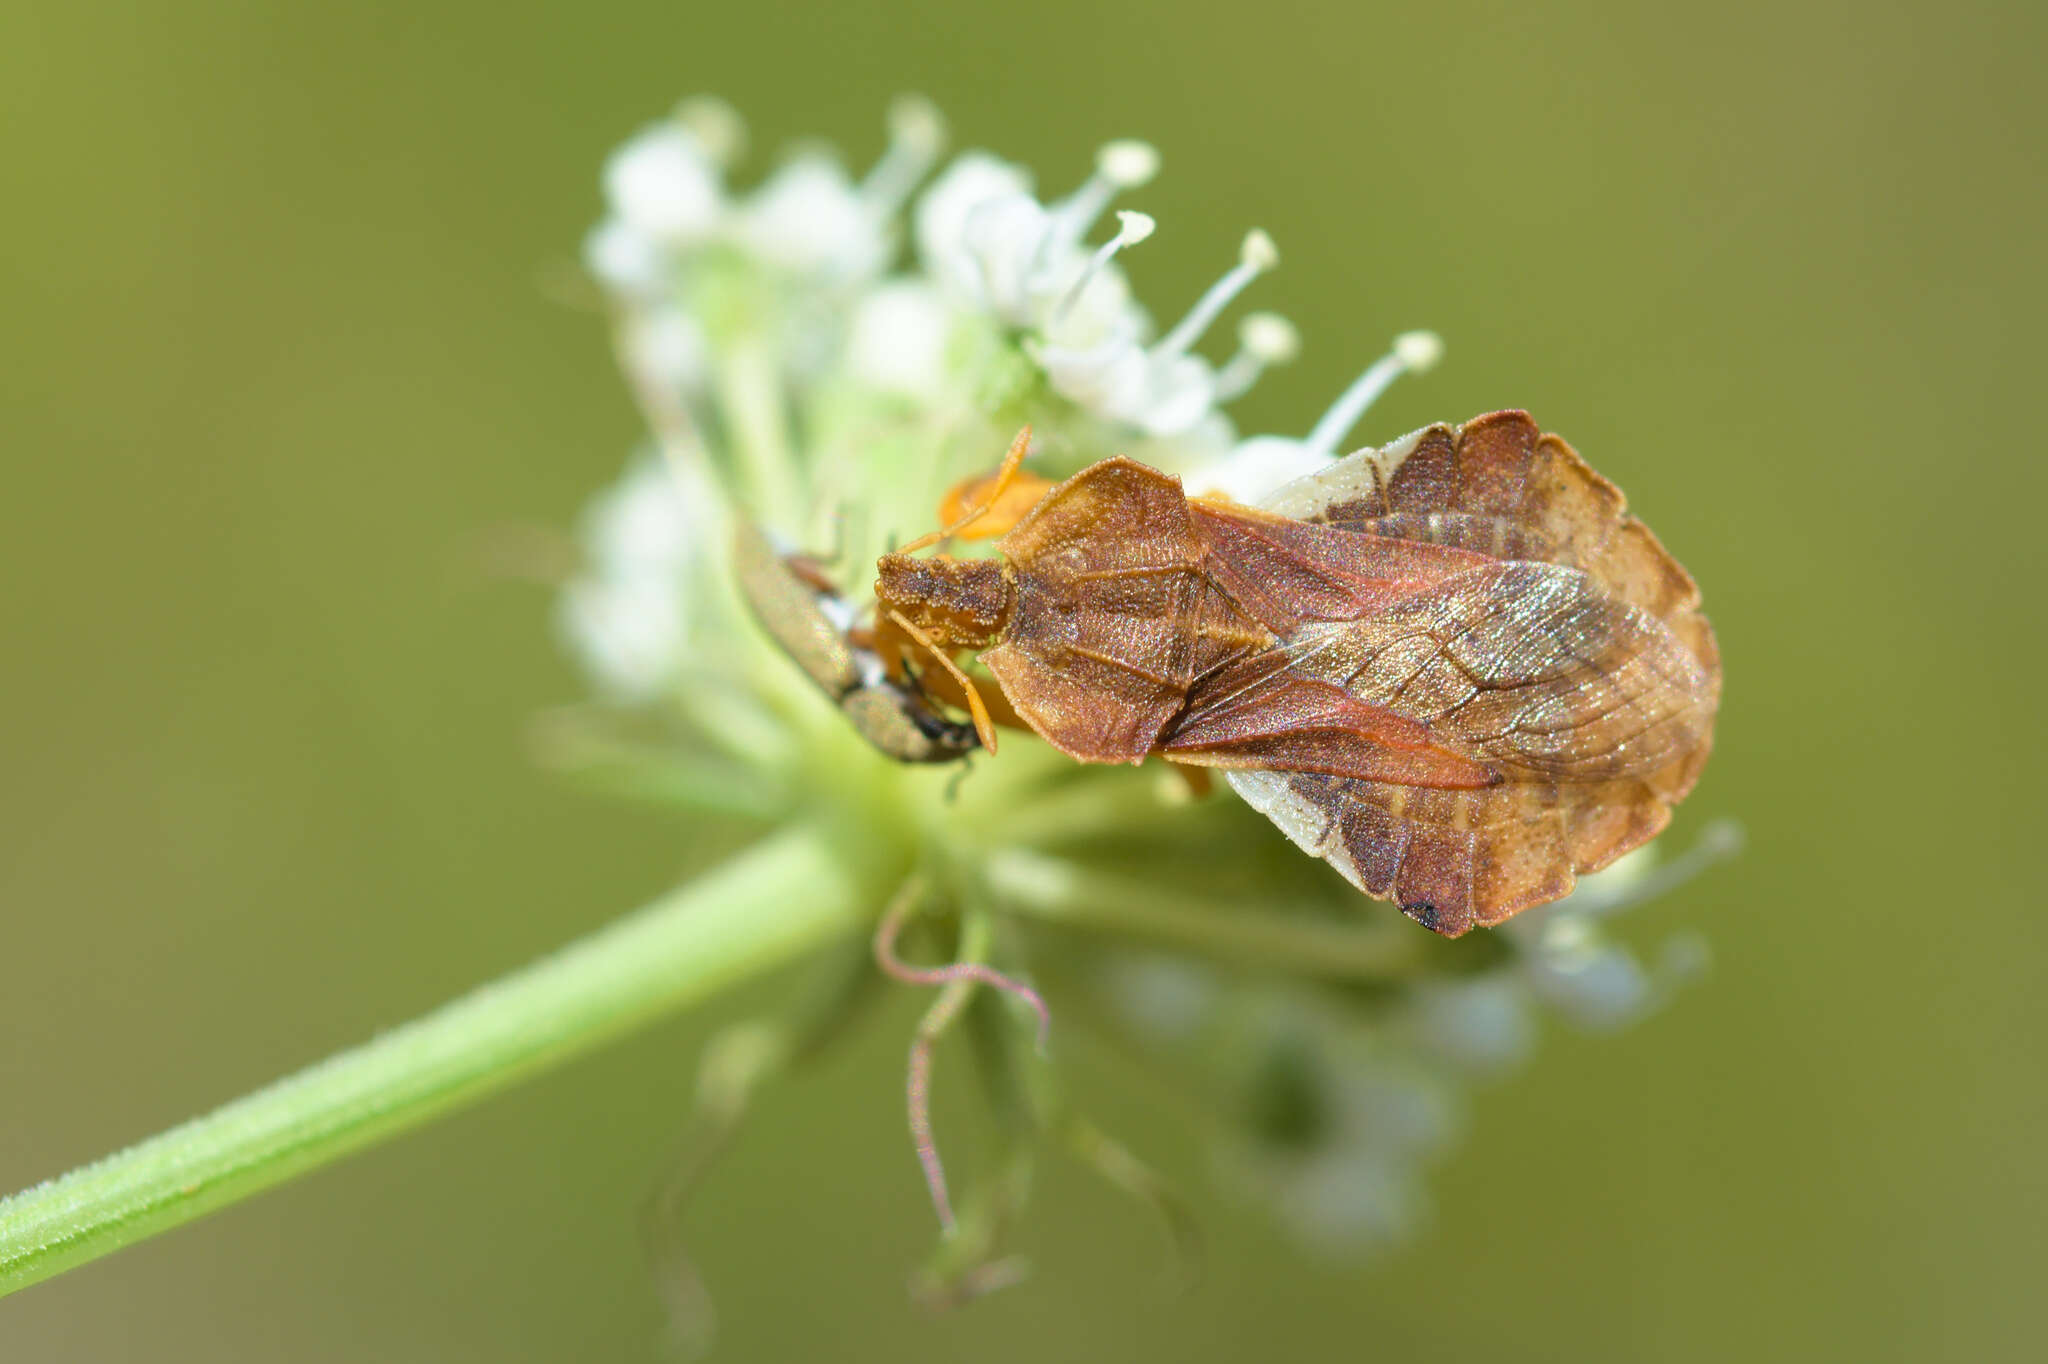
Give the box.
[861,94,948,215]
[1303,329,1444,457]
[1213,311,1302,401]
[1155,229,1279,359]
[1040,139,1161,267]
[673,95,746,167]
[1052,210,1155,324]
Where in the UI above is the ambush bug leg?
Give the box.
[899,425,1034,554]
[936,466,1056,541]
[885,608,999,753]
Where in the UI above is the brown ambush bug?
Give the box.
[873,414,1721,937]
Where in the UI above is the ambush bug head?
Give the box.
[874,552,1012,650]
[873,423,1033,651]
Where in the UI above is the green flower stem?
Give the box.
[984,848,1422,983]
[716,338,804,527]
[0,821,883,1301]
[987,776,1209,847]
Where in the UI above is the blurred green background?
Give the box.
[4,0,2042,1358]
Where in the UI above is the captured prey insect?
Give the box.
[731,518,979,763]
[872,414,1721,936]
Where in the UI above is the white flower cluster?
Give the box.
[564,95,1443,704]
[555,453,724,702]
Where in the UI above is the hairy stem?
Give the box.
[0,821,881,1300]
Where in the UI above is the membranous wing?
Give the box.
[1259,409,1719,700]
[1207,412,1722,935]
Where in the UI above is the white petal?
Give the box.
[1122,412,1239,474]
[560,456,723,700]
[557,576,687,702]
[1118,352,1216,436]
[1033,254,1141,350]
[1329,1059,1456,1158]
[740,154,889,282]
[1182,435,1330,502]
[846,280,955,398]
[623,308,708,391]
[1277,1152,1425,1257]
[1405,979,1535,1071]
[603,124,724,245]
[1031,330,1149,412]
[589,455,724,584]
[583,219,669,299]
[1524,940,1654,1029]
[914,152,1034,296]
[960,193,1054,320]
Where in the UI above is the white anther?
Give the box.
[1393,329,1444,374]
[1096,139,1161,189]
[1240,310,1300,363]
[1053,210,1154,321]
[889,94,946,155]
[1240,228,1280,272]
[674,96,745,166]
[1155,228,1279,359]
[1212,311,1302,401]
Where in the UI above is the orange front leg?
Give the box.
[873,610,1018,754]
[902,425,1040,551]
[937,467,1056,542]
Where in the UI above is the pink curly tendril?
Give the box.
[873,879,1050,1234]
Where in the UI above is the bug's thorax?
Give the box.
[874,552,1016,650]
